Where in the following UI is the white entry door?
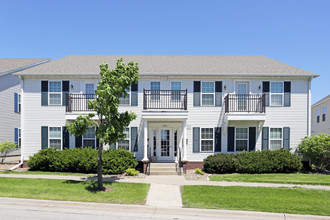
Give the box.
[236,82,249,111]
[157,129,173,161]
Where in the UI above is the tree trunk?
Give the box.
[97,142,103,191]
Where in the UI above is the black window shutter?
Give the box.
[249,127,256,151]
[131,82,138,107]
[193,127,200,153]
[62,81,69,106]
[193,81,201,106]
[62,126,69,149]
[284,81,291,107]
[214,127,221,152]
[41,126,48,150]
[283,127,290,150]
[262,81,269,107]
[41,81,48,106]
[75,135,82,148]
[131,127,138,152]
[262,127,269,150]
[227,127,235,152]
[215,81,222,106]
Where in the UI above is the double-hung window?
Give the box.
[201,82,214,106]
[49,127,61,149]
[270,82,283,106]
[118,128,130,150]
[171,82,181,100]
[322,106,326,121]
[236,128,248,151]
[201,128,213,152]
[150,82,160,100]
[270,128,282,150]
[18,128,21,148]
[317,108,320,123]
[18,94,21,112]
[49,81,62,105]
[83,128,96,148]
[119,88,130,105]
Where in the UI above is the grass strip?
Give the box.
[209,173,330,186]
[182,185,330,216]
[0,171,95,177]
[0,177,149,205]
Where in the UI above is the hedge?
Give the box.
[203,149,302,174]
[27,147,138,174]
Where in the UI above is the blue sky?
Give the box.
[0,0,329,103]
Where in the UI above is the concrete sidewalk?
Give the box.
[1,197,328,220]
[1,173,329,191]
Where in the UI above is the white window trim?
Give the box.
[48,127,62,150]
[201,81,215,106]
[269,127,283,150]
[200,127,214,152]
[18,128,21,148]
[270,81,284,107]
[48,81,62,106]
[82,128,96,148]
[235,127,249,152]
[116,128,130,151]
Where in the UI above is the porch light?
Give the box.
[258,85,261,90]
[224,85,227,90]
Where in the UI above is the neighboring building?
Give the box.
[311,95,330,135]
[14,55,318,173]
[0,58,50,147]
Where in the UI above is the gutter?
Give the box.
[2,59,50,77]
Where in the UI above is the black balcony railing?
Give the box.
[224,94,265,113]
[66,94,96,112]
[143,89,187,110]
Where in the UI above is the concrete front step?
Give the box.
[149,171,178,175]
[149,163,178,175]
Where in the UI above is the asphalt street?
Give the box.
[0,197,328,220]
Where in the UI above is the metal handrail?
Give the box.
[66,93,97,112]
[224,94,265,113]
[143,89,188,110]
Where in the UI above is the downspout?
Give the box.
[307,76,312,137]
[10,75,24,171]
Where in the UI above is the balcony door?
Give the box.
[236,82,249,111]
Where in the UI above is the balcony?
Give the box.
[224,94,265,113]
[143,89,187,110]
[66,94,96,112]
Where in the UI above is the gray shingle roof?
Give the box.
[14,55,318,77]
[0,58,50,76]
[312,95,330,107]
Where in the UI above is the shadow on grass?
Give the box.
[62,180,116,193]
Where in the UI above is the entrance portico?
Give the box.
[142,111,188,165]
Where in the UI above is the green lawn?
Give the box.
[182,185,330,216]
[209,173,330,186]
[0,177,149,205]
[0,171,95,177]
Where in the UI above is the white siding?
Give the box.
[22,77,310,162]
[0,74,21,143]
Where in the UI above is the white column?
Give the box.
[142,119,149,161]
[182,120,187,161]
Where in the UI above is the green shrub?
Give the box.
[195,168,204,175]
[28,147,137,174]
[203,153,238,174]
[0,141,18,164]
[203,149,302,174]
[102,149,138,174]
[297,133,330,172]
[125,168,139,176]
